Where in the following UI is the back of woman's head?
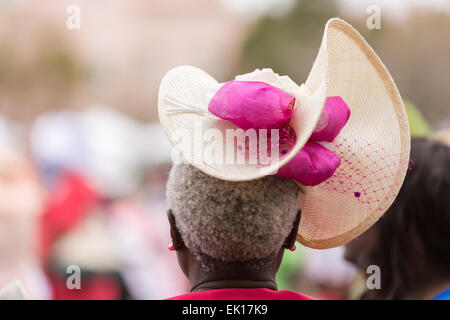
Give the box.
[166,164,300,269]
[367,137,450,299]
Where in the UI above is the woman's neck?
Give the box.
[190,275,278,293]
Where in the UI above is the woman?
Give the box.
[166,164,311,299]
[345,138,450,300]
[159,18,411,300]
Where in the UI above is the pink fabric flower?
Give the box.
[207,78,350,186]
[275,96,350,186]
[208,81,295,130]
[276,141,341,186]
[310,96,350,142]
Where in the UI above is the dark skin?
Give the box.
[168,209,301,293]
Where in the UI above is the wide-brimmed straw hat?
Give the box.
[158,18,410,249]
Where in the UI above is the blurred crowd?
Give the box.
[0,107,188,299]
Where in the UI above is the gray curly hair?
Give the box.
[167,164,300,266]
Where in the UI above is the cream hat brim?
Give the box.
[158,68,324,181]
[158,18,410,249]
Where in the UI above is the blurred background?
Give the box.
[0,0,448,299]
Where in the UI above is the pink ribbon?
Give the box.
[276,141,342,186]
[277,96,350,185]
[208,81,350,186]
[208,81,295,130]
[310,96,350,142]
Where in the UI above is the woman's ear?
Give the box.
[283,210,301,250]
[167,209,185,250]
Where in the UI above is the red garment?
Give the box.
[167,288,315,300]
[39,171,99,262]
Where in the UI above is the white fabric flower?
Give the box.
[235,68,301,96]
